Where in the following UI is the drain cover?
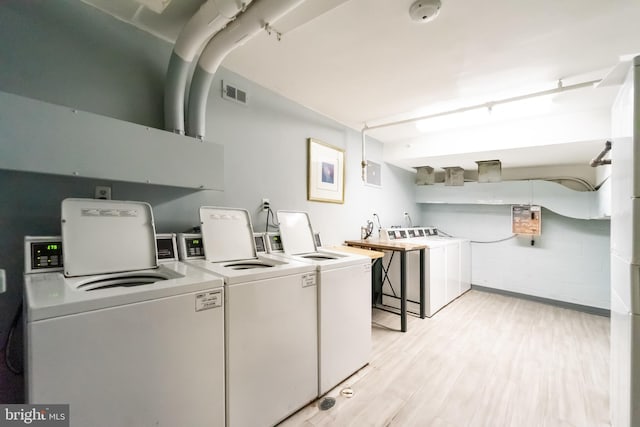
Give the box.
[340,387,354,398]
[319,397,336,411]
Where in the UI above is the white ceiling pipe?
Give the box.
[187,0,307,139]
[590,140,612,167]
[165,0,250,135]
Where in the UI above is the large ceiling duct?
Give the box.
[165,0,250,135]
[186,0,307,139]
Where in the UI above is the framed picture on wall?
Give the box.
[307,138,345,204]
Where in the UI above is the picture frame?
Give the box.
[307,138,345,204]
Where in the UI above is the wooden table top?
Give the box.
[344,239,427,252]
[327,245,385,260]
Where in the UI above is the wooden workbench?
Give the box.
[344,239,427,332]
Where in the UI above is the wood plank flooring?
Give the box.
[280,290,610,427]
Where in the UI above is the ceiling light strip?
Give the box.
[359,78,601,180]
[363,79,601,132]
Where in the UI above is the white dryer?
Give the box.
[268,211,372,396]
[379,227,470,317]
[418,228,471,300]
[24,199,225,427]
[179,207,318,427]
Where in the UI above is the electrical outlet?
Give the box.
[95,185,112,200]
[262,198,270,211]
[0,269,5,294]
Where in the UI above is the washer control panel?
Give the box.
[253,233,267,254]
[177,233,205,260]
[24,236,63,274]
[156,233,178,261]
[380,227,438,241]
[265,233,283,253]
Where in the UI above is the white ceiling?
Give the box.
[80,0,640,170]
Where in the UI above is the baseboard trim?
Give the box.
[471,285,611,317]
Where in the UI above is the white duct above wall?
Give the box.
[186,0,307,139]
[165,0,250,135]
[173,0,246,62]
[415,180,610,220]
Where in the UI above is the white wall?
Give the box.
[421,204,611,309]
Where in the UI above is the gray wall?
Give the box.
[420,204,611,309]
[0,0,418,402]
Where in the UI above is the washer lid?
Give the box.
[61,199,158,277]
[200,207,256,262]
[277,211,316,255]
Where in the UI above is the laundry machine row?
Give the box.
[24,199,225,427]
[177,211,372,401]
[25,200,371,427]
[177,207,319,427]
[378,226,471,317]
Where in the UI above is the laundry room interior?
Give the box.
[0,0,639,426]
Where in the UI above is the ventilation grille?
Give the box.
[222,81,248,105]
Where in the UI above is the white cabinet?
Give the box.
[0,91,224,189]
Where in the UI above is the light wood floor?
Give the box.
[280,290,610,427]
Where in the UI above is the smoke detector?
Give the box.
[409,0,442,23]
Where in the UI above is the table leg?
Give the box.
[419,248,425,319]
[400,251,407,332]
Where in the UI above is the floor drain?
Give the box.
[319,397,336,411]
[340,387,354,398]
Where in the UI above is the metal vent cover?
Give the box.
[222,80,248,105]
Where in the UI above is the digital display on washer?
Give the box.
[254,236,266,253]
[408,229,416,237]
[185,238,204,257]
[156,237,175,260]
[387,230,395,240]
[417,229,424,237]
[399,230,407,239]
[269,234,283,251]
[31,241,63,270]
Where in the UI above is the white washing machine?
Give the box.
[418,228,471,302]
[178,207,318,427]
[379,227,470,317]
[267,211,371,396]
[24,199,225,427]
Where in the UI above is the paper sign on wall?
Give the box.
[512,205,541,235]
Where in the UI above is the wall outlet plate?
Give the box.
[95,185,112,200]
[0,269,6,293]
